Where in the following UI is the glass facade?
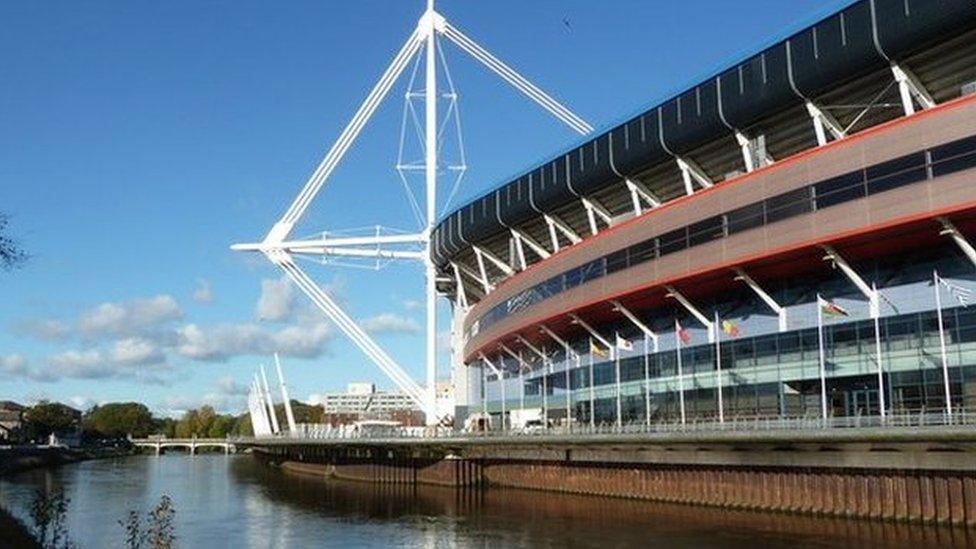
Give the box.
[482,306,976,424]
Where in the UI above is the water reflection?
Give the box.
[0,456,973,548]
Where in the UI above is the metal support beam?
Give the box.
[569,313,615,359]
[664,285,715,342]
[544,213,582,246]
[676,157,713,195]
[939,217,976,270]
[452,260,491,294]
[734,131,773,172]
[892,63,935,116]
[511,228,551,260]
[733,268,787,332]
[806,101,846,146]
[609,300,659,351]
[451,262,469,309]
[625,178,661,216]
[821,246,878,318]
[581,197,613,235]
[473,245,515,276]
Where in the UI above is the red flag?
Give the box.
[676,321,691,344]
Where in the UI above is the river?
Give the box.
[0,455,973,548]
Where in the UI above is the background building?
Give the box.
[317,383,425,426]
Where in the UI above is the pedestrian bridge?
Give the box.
[131,437,236,455]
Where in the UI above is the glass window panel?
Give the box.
[727,202,764,235]
[659,228,688,255]
[629,238,657,264]
[766,187,812,224]
[865,152,927,194]
[814,171,865,209]
[687,215,725,247]
[931,135,976,177]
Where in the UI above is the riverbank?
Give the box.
[0,445,132,547]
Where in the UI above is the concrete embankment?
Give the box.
[249,426,976,527]
[0,446,84,477]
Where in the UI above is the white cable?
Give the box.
[277,29,426,233]
[270,251,430,410]
[443,23,592,135]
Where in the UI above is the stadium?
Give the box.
[431,0,976,429]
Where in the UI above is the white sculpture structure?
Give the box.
[233,0,591,425]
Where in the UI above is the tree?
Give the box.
[25,401,79,441]
[0,213,27,270]
[84,403,154,439]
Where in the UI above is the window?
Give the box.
[766,187,812,223]
[658,228,688,256]
[814,171,865,209]
[865,152,926,194]
[726,202,765,235]
[931,135,976,177]
[687,215,725,246]
[605,249,629,274]
[629,238,657,264]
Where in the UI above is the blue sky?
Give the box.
[0,0,837,416]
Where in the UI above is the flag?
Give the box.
[721,319,740,338]
[939,277,972,307]
[615,334,634,351]
[675,321,691,344]
[819,297,849,317]
[590,339,608,358]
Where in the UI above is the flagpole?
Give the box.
[542,344,549,429]
[935,270,953,419]
[519,351,525,416]
[644,334,651,429]
[566,351,574,431]
[615,331,622,429]
[817,294,828,423]
[675,319,686,425]
[714,311,724,424]
[872,282,886,420]
[589,337,595,429]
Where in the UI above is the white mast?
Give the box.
[275,353,298,433]
[260,365,280,434]
[423,0,439,425]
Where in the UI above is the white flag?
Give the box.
[939,276,972,307]
[615,334,633,351]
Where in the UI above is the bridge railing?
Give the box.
[263,407,976,442]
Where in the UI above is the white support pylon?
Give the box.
[232,1,592,427]
[260,364,280,434]
[274,353,298,434]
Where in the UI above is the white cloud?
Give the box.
[16,319,71,341]
[360,313,421,335]
[175,320,333,362]
[255,276,296,321]
[0,354,30,376]
[402,299,422,311]
[215,375,247,396]
[192,279,214,304]
[110,337,165,366]
[77,295,182,337]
